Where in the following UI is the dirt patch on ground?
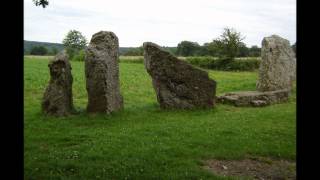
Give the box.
[202,157,296,179]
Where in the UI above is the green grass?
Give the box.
[24,56,296,179]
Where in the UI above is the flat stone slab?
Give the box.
[216,89,290,107]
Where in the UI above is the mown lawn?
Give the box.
[24,56,296,179]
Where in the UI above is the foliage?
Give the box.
[238,42,250,57]
[62,30,87,50]
[249,45,261,57]
[173,28,262,58]
[186,56,261,71]
[24,57,296,179]
[63,30,87,59]
[51,47,58,55]
[30,46,48,55]
[120,56,144,63]
[24,40,64,55]
[176,41,200,56]
[72,49,86,61]
[123,46,143,56]
[214,27,245,59]
[162,47,178,55]
[200,42,219,56]
[33,0,49,8]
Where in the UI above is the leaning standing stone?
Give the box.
[143,42,216,109]
[256,35,296,91]
[85,31,123,113]
[42,51,75,116]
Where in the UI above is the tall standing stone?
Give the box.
[42,51,75,116]
[256,35,296,92]
[85,31,123,113]
[143,42,216,109]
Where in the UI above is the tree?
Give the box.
[33,0,49,8]
[237,42,249,57]
[30,46,48,55]
[24,48,29,55]
[248,45,261,57]
[72,49,86,61]
[176,41,200,57]
[123,47,143,56]
[62,30,87,59]
[162,47,178,55]
[215,27,245,59]
[50,47,58,55]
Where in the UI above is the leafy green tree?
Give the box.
[162,47,178,55]
[123,47,143,56]
[30,46,48,55]
[204,41,221,56]
[62,30,87,59]
[24,48,29,55]
[248,45,261,57]
[176,41,200,56]
[33,0,49,8]
[237,42,249,57]
[72,50,86,61]
[214,27,245,60]
[195,45,209,56]
[50,47,58,55]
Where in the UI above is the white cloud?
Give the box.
[24,0,296,47]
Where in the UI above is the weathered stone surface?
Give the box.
[216,89,290,107]
[85,31,123,113]
[42,51,75,116]
[143,42,216,109]
[256,35,296,92]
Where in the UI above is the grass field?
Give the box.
[24,56,296,179]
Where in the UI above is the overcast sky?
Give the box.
[24,0,296,47]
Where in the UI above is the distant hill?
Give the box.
[24,40,64,55]
[24,40,148,55]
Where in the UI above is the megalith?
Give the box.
[42,51,75,116]
[217,34,295,107]
[85,31,123,113]
[256,35,296,91]
[143,42,216,109]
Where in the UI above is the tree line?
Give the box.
[124,28,296,57]
[26,28,296,61]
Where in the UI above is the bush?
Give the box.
[120,57,144,63]
[30,46,48,55]
[71,50,85,61]
[185,56,260,71]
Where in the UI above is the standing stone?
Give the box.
[143,42,216,109]
[42,51,75,116]
[256,35,296,92]
[85,31,123,113]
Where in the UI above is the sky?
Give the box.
[24,0,296,47]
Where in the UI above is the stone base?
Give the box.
[216,89,290,107]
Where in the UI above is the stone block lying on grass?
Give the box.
[216,89,290,107]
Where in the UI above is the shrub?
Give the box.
[30,46,48,55]
[71,50,85,61]
[120,57,144,63]
[185,56,260,71]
